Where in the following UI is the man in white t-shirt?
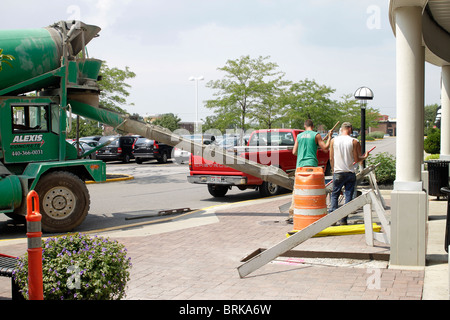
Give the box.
[329,122,369,225]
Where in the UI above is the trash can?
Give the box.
[439,187,450,253]
[425,160,450,199]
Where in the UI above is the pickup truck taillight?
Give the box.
[117,147,122,154]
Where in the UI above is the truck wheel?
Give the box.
[259,181,281,197]
[35,171,90,233]
[208,184,228,197]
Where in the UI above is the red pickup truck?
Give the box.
[187,129,330,197]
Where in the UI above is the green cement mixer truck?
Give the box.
[0,20,295,233]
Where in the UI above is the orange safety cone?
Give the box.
[26,190,43,300]
[293,167,327,231]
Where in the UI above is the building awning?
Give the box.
[390,0,450,67]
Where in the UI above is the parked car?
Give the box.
[172,147,190,164]
[172,134,215,164]
[96,135,138,163]
[80,135,102,142]
[72,139,99,159]
[133,138,173,164]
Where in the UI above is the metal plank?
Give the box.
[237,192,372,278]
[364,203,374,246]
[118,119,295,190]
[368,190,391,244]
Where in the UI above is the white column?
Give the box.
[391,5,427,267]
[394,6,425,191]
[441,65,450,159]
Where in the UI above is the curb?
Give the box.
[86,174,134,185]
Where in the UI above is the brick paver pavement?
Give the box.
[0,196,424,301]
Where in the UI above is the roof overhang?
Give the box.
[389,0,450,67]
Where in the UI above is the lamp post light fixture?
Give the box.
[189,76,205,133]
[354,86,374,159]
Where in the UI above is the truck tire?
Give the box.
[208,184,228,197]
[259,181,281,197]
[35,171,90,233]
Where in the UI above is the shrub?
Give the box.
[13,233,132,300]
[425,154,440,161]
[367,131,385,139]
[424,128,440,154]
[367,152,396,184]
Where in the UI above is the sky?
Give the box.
[1,0,443,123]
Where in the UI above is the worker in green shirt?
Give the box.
[288,119,333,221]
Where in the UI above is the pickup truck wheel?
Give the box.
[259,181,281,197]
[208,184,228,197]
[35,171,90,233]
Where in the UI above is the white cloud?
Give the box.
[82,0,133,30]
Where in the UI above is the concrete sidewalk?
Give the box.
[0,190,448,300]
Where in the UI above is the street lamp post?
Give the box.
[189,76,204,133]
[354,86,374,165]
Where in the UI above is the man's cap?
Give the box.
[341,122,352,128]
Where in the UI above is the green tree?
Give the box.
[68,61,136,138]
[284,79,341,129]
[67,118,103,139]
[206,55,285,131]
[424,103,439,135]
[202,115,233,133]
[250,76,291,129]
[0,49,14,72]
[338,94,380,132]
[152,113,181,132]
[98,62,136,114]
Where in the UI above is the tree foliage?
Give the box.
[205,55,286,131]
[284,79,340,129]
[204,55,381,133]
[67,119,102,139]
[338,94,380,131]
[68,61,136,138]
[424,103,439,136]
[98,62,136,114]
[0,49,14,72]
[152,113,181,132]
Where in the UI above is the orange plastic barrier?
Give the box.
[26,190,43,300]
[293,167,327,230]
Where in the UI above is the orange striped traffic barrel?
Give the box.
[293,167,327,230]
